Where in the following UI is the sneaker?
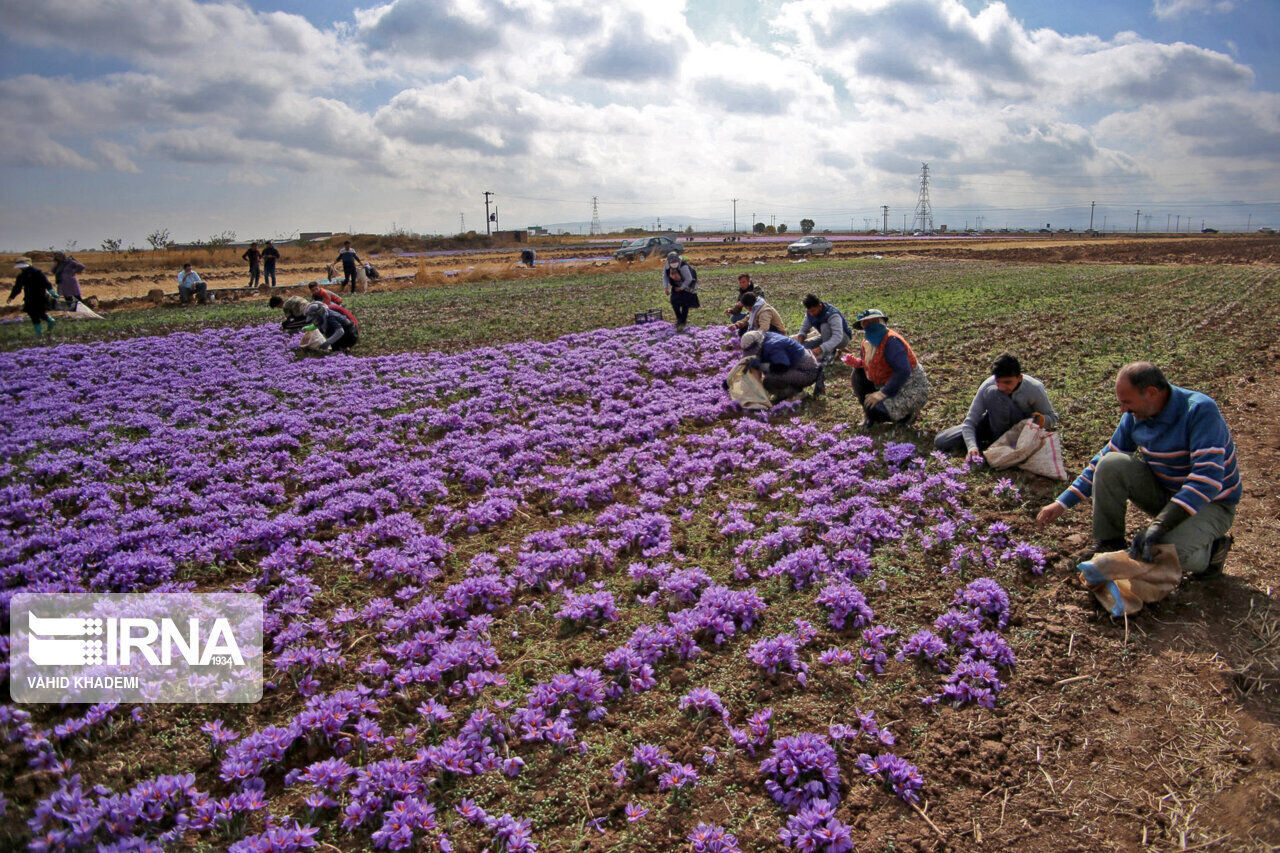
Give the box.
[1196,535,1233,578]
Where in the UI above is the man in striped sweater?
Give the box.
[1036,362,1239,577]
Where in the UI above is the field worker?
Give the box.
[730,292,786,337]
[270,295,310,332]
[1036,361,1238,578]
[741,329,819,401]
[335,241,361,293]
[177,263,207,305]
[242,243,261,288]
[935,353,1060,462]
[845,308,929,427]
[7,257,55,336]
[795,294,852,363]
[51,251,85,307]
[363,260,380,281]
[308,281,345,307]
[663,250,700,332]
[262,241,280,288]
[726,273,758,324]
[303,301,359,352]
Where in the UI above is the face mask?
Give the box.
[864,322,888,346]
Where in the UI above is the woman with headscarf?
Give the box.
[845,308,929,426]
[52,251,85,307]
[662,250,699,332]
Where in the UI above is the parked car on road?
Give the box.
[786,235,833,257]
[614,236,680,261]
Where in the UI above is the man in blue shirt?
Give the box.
[1036,362,1239,576]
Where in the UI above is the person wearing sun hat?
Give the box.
[843,308,929,426]
[7,257,56,337]
[741,328,819,401]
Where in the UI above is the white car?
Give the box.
[787,236,833,257]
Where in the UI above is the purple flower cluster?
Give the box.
[679,687,729,721]
[687,823,743,853]
[914,579,1017,709]
[855,752,925,803]
[747,619,819,686]
[759,733,842,812]
[555,588,618,625]
[815,580,874,630]
[0,321,1030,849]
[779,798,855,852]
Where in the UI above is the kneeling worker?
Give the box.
[303,301,359,353]
[730,292,786,336]
[1036,361,1238,581]
[846,309,928,426]
[741,329,819,401]
[935,353,1059,462]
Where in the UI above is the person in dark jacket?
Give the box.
[303,301,359,352]
[740,329,819,400]
[262,242,280,288]
[335,242,361,293]
[52,252,85,307]
[8,257,55,336]
[662,250,699,331]
[242,243,261,288]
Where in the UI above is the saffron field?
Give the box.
[1,259,1277,851]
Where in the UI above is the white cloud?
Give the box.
[1152,0,1237,20]
[93,141,140,173]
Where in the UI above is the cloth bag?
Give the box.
[1077,545,1182,617]
[982,418,1068,480]
[725,359,772,411]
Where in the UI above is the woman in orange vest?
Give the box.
[843,309,930,427]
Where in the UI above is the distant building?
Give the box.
[527,226,549,236]
[492,230,528,243]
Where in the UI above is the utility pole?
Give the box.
[1169,214,1173,232]
[590,197,601,236]
[1135,209,1141,233]
[882,205,889,234]
[771,214,776,229]
[1088,201,1095,233]
[459,212,465,234]
[1103,216,1107,232]
[484,191,494,235]
[732,198,738,235]
[902,214,907,235]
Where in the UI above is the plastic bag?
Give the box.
[983,418,1068,480]
[299,329,327,350]
[725,359,772,411]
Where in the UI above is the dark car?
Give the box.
[614,236,680,261]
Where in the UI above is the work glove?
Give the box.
[1031,412,1047,427]
[1129,503,1190,562]
[864,390,887,410]
[1128,525,1165,563]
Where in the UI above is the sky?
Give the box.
[1,0,1277,250]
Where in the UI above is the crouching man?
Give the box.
[1036,362,1239,612]
[303,301,359,353]
[935,353,1059,463]
[741,329,819,402]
